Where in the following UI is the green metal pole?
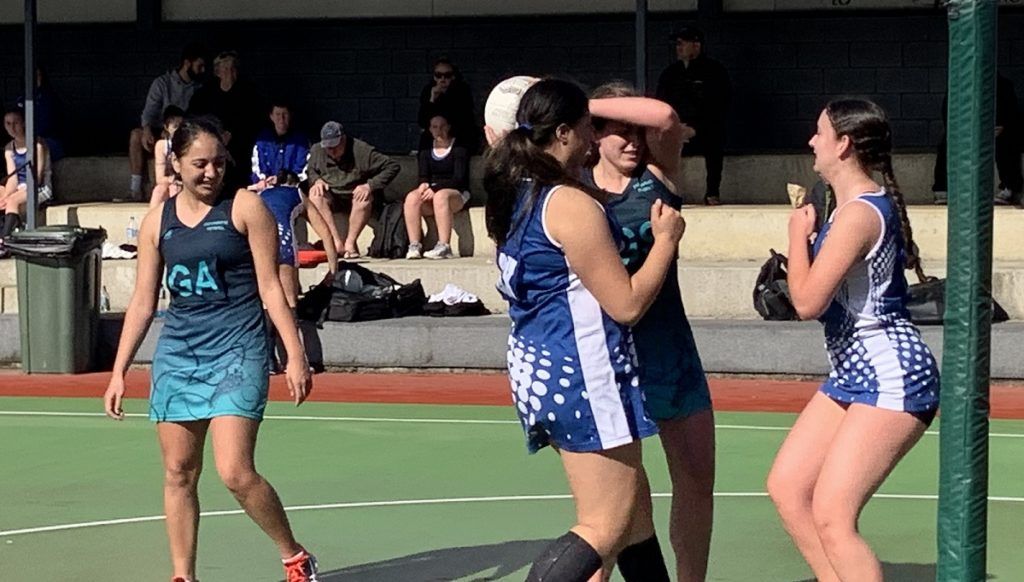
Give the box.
[937,1,997,581]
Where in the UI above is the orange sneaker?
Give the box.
[282,548,319,582]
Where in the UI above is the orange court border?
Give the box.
[2,370,1023,419]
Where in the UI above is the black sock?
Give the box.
[1,213,20,238]
[616,534,670,582]
[525,531,603,582]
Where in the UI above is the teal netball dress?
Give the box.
[149,194,270,422]
[582,165,711,422]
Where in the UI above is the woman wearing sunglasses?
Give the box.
[417,57,481,154]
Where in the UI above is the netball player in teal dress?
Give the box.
[103,118,319,581]
[583,84,714,582]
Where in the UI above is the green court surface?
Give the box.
[2,396,1023,581]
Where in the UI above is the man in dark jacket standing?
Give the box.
[656,25,731,205]
[307,121,401,258]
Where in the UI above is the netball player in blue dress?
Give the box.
[485,78,684,581]
[583,82,714,582]
[766,99,939,582]
[103,118,319,581]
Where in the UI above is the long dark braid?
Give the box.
[826,99,926,282]
[879,153,926,283]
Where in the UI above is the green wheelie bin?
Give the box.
[7,226,107,373]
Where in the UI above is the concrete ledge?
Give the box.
[4,314,1024,379]
[42,202,1024,263]
[6,256,1024,320]
[50,153,1022,207]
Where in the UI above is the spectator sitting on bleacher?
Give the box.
[189,50,265,191]
[149,106,185,209]
[1,108,52,247]
[404,114,469,260]
[128,42,205,200]
[250,100,309,192]
[307,121,400,258]
[417,57,480,154]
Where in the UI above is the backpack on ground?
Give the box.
[906,276,1009,325]
[368,202,409,259]
[296,261,425,325]
[753,249,798,321]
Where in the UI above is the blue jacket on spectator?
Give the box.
[250,128,310,183]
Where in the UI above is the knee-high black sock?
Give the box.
[525,531,603,582]
[616,534,670,582]
[1,212,20,238]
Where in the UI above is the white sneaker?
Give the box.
[424,242,453,260]
[406,242,423,259]
[996,188,1013,205]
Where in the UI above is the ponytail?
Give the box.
[484,129,573,246]
[880,154,927,283]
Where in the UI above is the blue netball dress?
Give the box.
[813,191,939,415]
[150,195,270,422]
[497,182,658,453]
[259,185,304,266]
[582,166,711,422]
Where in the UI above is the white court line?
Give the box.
[3,411,1024,438]
[2,491,1022,538]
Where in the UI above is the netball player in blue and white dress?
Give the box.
[103,118,319,581]
[584,82,713,582]
[767,99,939,582]
[485,79,683,582]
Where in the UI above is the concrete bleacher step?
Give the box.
[2,313,1023,378]
[44,202,1024,264]
[49,152,1024,207]
[6,255,1024,322]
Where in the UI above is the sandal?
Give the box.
[342,250,361,259]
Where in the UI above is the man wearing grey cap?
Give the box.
[307,121,401,257]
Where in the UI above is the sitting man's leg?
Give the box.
[343,189,374,257]
[308,190,345,255]
[129,127,154,199]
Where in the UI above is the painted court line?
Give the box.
[2,410,1024,438]
[2,491,1022,538]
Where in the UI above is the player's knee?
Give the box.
[163,461,201,489]
[217,465,261,495]
[811,497,855,547]
[766,471,804,518]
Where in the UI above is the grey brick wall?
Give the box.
[0,9,1022,156]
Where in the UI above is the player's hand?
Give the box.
[789,204,816,241]
[430,85,445,101]
[309,180,329,198]
[421,188,435,201]
[353,184,372,203]
[266,176,278,187]
[285,358,312,406]
[650,199,685,245]
[483,125,505,147]
[680,123,697,143]
[103,375,127,420]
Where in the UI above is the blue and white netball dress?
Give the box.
[259,185,304,266]
[812,191,939,415]
[582,166,711,422]
[497,182,658,453]
[150,195,270,422]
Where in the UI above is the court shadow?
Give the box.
[309,539,550,581]
[797,562,996,581]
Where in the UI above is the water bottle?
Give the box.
[126,216,139,246]
[100,286,111,313]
